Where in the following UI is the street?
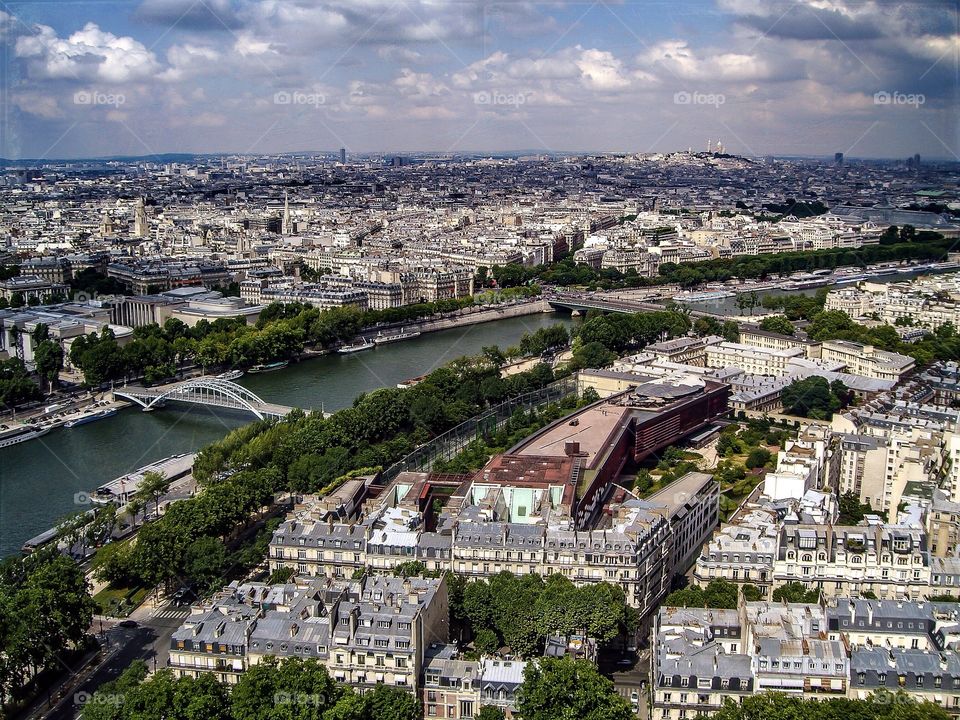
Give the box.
[37,602,190,720]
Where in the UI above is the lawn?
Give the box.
[93,584,151,617]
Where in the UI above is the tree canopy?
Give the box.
[80,657,420,720]
[516,657,634,720]
[0,550,97,706]
[455,572,634,659]
[712,690,948,720]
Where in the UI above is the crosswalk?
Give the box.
[154,608,190,620]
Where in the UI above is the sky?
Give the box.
[0,0,957,160]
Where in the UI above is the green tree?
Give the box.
[33,339,64,391]
[231,657,341,720]
[712,689,949,720]
[183,536,227,591]
[665,579,739,609]
[0,357,42,408]
[0,551,97,705]
[475,707,506,720]
[772,581,820,603]
[745,447,772,469]
[782,376,842,419]
[759,315,795,336]
[516,656,633,720]
[361,684,421,720]
[838,492,872,525]
[136,469,171,518]
[570,341,616,370]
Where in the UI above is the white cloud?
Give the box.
[12,91,61,119]
[575,48,632,91]
[158,44,220,82]
[15,22,160,83]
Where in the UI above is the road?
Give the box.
[39,603,190,720]
[603,648,650,719]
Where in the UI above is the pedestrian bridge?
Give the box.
[114,377,295,420]
[546,292,726,320]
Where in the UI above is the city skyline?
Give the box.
[0,0,957,160]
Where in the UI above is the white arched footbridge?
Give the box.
[114,377,295,420]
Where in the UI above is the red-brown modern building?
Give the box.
[485,374,729,528]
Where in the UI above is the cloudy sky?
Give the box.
[0,0,957,159]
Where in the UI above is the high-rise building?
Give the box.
[339,147,346,164]
[281,191,291,235]
[835,152,844,165]
[133,197,149,238]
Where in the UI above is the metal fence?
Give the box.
[381,375,579,482]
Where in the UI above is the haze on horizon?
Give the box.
[0,0,957,161]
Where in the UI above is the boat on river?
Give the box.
[339,339,375,354]
[0,423,50,449]
[373,329,422,345]
[64,407,117,428]
[248,361,288,374]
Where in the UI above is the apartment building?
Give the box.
[928,491,960,559]
[645,336,718,366]
[705,342,804,377]
[652,607,753,720]
[695,492,934,601]
[738,326,818,355]
[763,425,835,502]
[0,275,69,303]
[420,653,527,720]
[168,598,261,684]
[169,574,449,692]
[825,277,960,332]
[693,506,780,591]
[271,466,719,618]
[776,523,930,600]
[820,340,915,382]
[837,427,943,514]
[652,601,846,720]
[654,598,960,720]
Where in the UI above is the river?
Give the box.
[0,312,574,558]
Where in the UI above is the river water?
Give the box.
[0,312,574,558]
